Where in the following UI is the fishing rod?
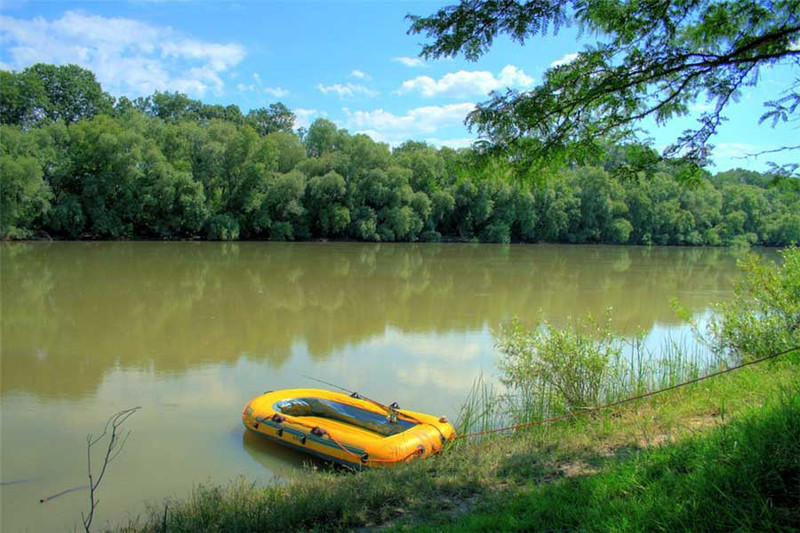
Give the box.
[302,375,450,442]
[302,375,410,422]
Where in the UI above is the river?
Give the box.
[0,242,763,531]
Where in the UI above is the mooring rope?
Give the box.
[452,345,800,440]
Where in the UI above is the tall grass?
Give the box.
[454,373,504,440]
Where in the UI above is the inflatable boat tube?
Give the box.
[242,388,456,468]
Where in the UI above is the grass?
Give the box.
[415,384,800,533]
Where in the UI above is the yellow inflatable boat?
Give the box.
[242,388,456,468]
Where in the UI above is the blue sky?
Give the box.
[1,0,797,172]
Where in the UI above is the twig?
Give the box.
[81,407,140,533]
[734,144,800,158]
[40,484,88,503]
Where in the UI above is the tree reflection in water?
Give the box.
[1,241,760,398]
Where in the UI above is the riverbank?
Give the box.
[120,353,799,532]
[6,232,789,249]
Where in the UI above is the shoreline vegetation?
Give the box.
[3,64,800,247]
[110,248,799,532]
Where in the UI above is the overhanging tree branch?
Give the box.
[409,1,800,175]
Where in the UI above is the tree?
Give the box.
[246,103,295,136]
[0,154,51,238]
[262,132,306,173]
[0,70,46,126]
[408,1,800,175]
[306,170,350,237]
[140,91,203,123]
[0,64,112,126]
[304,118,343,157]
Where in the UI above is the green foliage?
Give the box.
[304,118,342,158]
[264,170,308,240]
[487,243,800,441]
[480,222,510,244]
[608,218,633,244]
[246,103,295,135]
[307,171,348,237]
[497,313,624,416]
[1,64,112,127]
[710,246,800,360]
[0,126,53,238]
[0,154,50,238]
[408,1,800,173]
[207,214,240,241]
[262,131,306,173]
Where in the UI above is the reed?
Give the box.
[455,320,728,438]
[453,372,504,439]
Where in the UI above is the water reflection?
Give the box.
[1,242,755,398]
[241,428,325,473]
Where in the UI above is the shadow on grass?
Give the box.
[433,388,800,532]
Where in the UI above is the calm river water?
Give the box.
[0,242,763,531]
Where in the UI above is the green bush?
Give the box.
[496,312,623,418]
[480,221,511,244]
[269,221,294,241]
[207,214,240,241]
[710,246,800,361]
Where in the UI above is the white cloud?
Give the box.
[160,39,243,71]
[550,52,579,68]
[0,11,245,97]
[714,142,764,159]
[397,65,534,98]
[316,82,378,98]
[393,56,425,67]
[348,102,474,133]
[360,130,477,149]
[423,137,477,149]
[345,102,476,145]
[237,73,288,99]
[294,108,323,129]
[351,69,370,80]
[264,86,289,98]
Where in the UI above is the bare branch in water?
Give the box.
[81,407,140,533]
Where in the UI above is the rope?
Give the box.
[453,345,800,440]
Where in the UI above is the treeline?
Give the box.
[2,64,799,245]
